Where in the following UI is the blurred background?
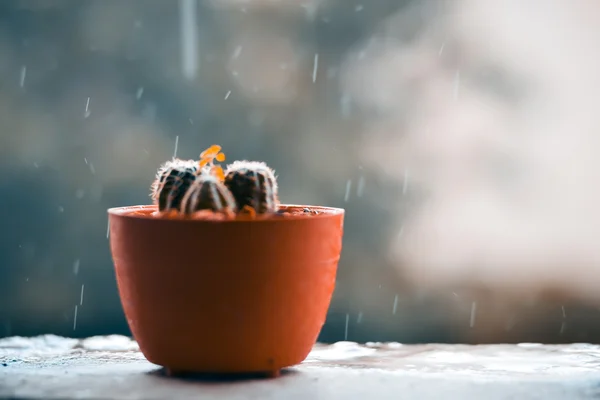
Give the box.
[3,0,600,344]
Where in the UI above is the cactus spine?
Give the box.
[151,159,198,211]
[223,160,279,214]
[180,174,237,214]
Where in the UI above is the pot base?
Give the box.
[165,368,282,379]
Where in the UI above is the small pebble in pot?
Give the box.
[303,208,310,213]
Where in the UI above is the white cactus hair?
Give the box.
[224,160,278,195]
[150,158,198,201]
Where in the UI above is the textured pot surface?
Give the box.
[108,204,344,375]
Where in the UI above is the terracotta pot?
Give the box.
[108,204,344,376]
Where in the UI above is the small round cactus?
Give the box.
[151,158,199,212]
[180,173,237,214]
[224,160,279,214]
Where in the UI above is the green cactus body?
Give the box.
[224,160,279,214]
[151,159,198,211]
[180,174,237,214]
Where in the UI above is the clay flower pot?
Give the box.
[108,204,344,376]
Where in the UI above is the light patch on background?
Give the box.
[343,0,600,304]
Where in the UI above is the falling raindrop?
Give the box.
[106,219,110,239]
[173,136,179,159]
[80,284,85,306]
[356,176,365,197]
[344,180,352,202]
[19,66,26,88]
[136,87,144,100]
[312,53,319,83]
[344,313,349,340]
[224,90,231,100]
[453,70,461,101]
[73,305,78,330]
[470,301,477,328]
[179,0,199,80]
[73,259,80,275]
[504,315,516,331]
[392,295,399,314]
[340,94,351,118]
[356,312,363,324]
[355,5,363,12]
[326,67,338,79]
[232,45,243,59]
[84,97,91,118]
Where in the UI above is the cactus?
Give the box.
[224,160,279,214]
[180,173,237,214]
[151,158,199,211]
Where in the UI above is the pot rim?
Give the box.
[108,204,344,224]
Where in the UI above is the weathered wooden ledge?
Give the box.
[2,335,600,399]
